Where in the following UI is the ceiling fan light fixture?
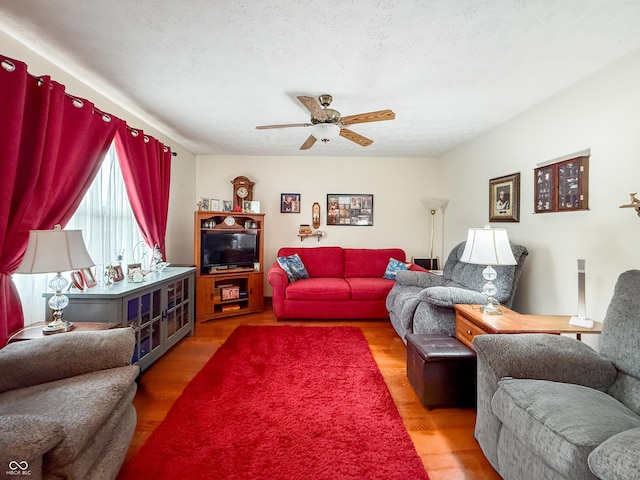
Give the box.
[311,123,340,143]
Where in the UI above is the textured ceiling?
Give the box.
[2,1,640,158]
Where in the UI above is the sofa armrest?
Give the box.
[588,427,640,480]
[408,263,428,272]
[418,285,486,307]
[0,415,64,470]
[267,262,289,318]
[473,333,617,389]
[0,328,136,393]
[395,270,444,288]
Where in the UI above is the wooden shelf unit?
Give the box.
[194,211,265,322]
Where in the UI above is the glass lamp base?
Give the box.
[481,302,502,315]
[43,320,74,334]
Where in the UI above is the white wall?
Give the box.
[195,155,441,294]
[0,31,197,266]
[440,47,640,340]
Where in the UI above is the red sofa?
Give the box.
[267,246,425,320]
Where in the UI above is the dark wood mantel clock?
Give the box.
[231,176,255,210]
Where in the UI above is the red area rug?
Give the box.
[118,325,428,480]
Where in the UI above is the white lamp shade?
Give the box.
[17,229,95,274]
[460,225,516,266]
[311,123,340,141]
[420,198,449,212]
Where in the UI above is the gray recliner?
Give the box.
[386,241,528,343]
[473,270,640,480]
[0,328,139,480]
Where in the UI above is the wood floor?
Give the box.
[120,305,501,480]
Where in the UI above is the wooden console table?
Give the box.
[454,304,603,350]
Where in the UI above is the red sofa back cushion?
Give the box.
[277,247,344,278]
[344,248,406,278]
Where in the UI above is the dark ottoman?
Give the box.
[406,333,476,408]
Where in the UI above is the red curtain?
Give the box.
[0,55,119,346]
[114,127,172,257]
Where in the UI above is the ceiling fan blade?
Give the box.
[300,135,317,150]
[340,109,395,126]
[255,123,311,130]
[297,96,328,120]
[339,128,373,147]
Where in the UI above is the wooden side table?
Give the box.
[9,321,120,343]
[454,304,603,350]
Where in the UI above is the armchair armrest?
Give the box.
[588,427,640,480]
[0,415,64,470]
[473,333,617,389]
[418,285,486,307]
[395,270,444,288]
[0,328,136,393]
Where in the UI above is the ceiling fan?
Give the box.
[255,94,395,150]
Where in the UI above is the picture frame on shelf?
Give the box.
[250,201,261,213]
[489,173,520,223]
[210,199,220,211]
[82,267,97,288]
[200,197,210,211]
[281,193,300,213]
[326,194,373,226]
[222,200,232,212]
[112,265,125,282]
[243,200,251,212]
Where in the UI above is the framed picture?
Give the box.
[112,265,125,282]
[489,173,520,222]
[281,193,300,213]
[243,200,251,212]
[250,201,260,213]
[222,200,232,212]
[327,194,373,226]
[210,199,220,211]
[200,197,210,211]
[82,267,97,288]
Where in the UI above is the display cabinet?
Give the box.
[194,211,265,322]
[43,267,195,372]
[534,156,589,213]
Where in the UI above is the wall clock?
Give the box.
[231,176,255,210]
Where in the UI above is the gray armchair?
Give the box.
[386,241,528,342]
[0,328,139,480]
[473,270,640,480]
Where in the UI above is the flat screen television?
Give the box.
[201,230,257,272]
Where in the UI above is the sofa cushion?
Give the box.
[492,378,640,480]
[344,248,406,278]
[277,247,344,278]
[382,258,409,279]
[284,278,351,301]
[346,277,395,300]
[588,427,640,480]
[276,253,309,282]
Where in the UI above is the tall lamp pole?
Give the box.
[420,198,449,270]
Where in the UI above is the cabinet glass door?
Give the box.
[127,288,163,364]
[166,277,190,340]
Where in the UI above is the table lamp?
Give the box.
[16,225,95,333]
[460,225,516,314]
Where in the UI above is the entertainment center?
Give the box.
[194,210,265,321]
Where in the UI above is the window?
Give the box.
[14,142,149,324]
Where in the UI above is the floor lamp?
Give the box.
[420,198,449,270]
